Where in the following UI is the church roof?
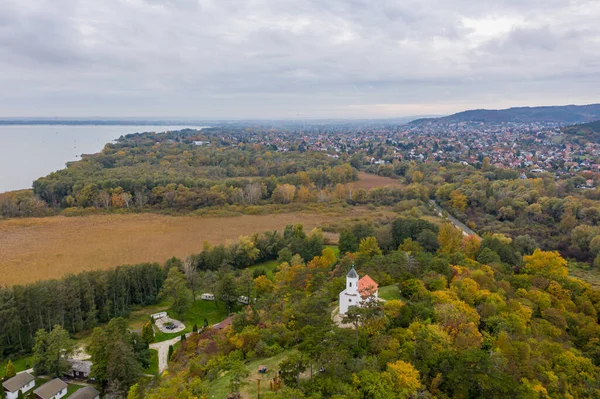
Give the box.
[359,275,378,295]
[347,266,358,279]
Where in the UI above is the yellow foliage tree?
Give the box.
[384,299,405,318]
[383,360,421,398]
[522,249,568,279]
[438,223,463,254]
[449,190,468,211]
[254,275,274,296]
[462,235,481,259]
[359,236,382,257]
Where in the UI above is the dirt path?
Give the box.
[150,336,183,374]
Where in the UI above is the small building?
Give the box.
[69,386,100,399]
[338,266,379,315]
[200,293,215,301]
[34,378,68,399]
[2,372,36,399]
[150,311,168,320]
[68,359,92,379]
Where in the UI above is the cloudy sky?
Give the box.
[1,0,599,119]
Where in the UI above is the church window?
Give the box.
[349,282,352,287]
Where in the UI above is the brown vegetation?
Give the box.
[0,208,384,286]
[352,172,404,190]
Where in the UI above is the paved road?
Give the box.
[429,200,481,239]
[150,335,185,374]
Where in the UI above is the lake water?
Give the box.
[0,125,199,193]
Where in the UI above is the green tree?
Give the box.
[141,321,154,344]
[160,268,193,318]
[33,325,73,377]
[339,230,358,254]
[279,353,308,388]
[5,359,16,378]
[358,236,382,257]
[215,270,238,315]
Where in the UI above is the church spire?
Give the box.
[347,264,358,279]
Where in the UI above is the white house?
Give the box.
[338,266,378,314]
[150,311,168,320]
[2,372,35,399]
[34,378,68,399]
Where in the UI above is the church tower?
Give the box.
[339,265,360,314]
[346,265,359,290]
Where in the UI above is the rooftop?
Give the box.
[2,372,35,393]
[34,378,68,399]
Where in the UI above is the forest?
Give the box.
[133,218,600,399]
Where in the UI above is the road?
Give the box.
[429,200,481,239]
[150,335,185,375]
[149,317,233,374]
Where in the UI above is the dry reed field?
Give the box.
[352,172,404,190]
[0,210,372,286]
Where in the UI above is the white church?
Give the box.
[339,265,379,314]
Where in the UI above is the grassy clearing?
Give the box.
[145,349,159,376]
[150,300,230,342]
[0,208,379,286]
[248,259,279,280]
[205,349,297,399]
[378,285,401,301]
[0,355,33,378]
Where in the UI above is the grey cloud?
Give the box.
[0,0,598,118]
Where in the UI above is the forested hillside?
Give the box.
[412,103,600,124]
[134,218,600,399]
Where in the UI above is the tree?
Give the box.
[383,360,421,398]
[33,325,73,377]
[523,249,568,279]
[358,236,382,257]
[141,322,154,344]
[5,359,16,378]
[182,256,198,301]
[450,190,468,212]
[279,353,308,388]
[168,345,174,361]
[438,223,462,254]
[216,271,238,315]
[160,268,193,318]
[272,184,296,204]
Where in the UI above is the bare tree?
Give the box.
[121,192,133,209]
[134,188,148,208]
[182,257,198,301]
[98,190,111,208]
[245,183,263,205]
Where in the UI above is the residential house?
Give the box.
[2,372,35,399]
[69,386,100,399]
[34,378,68,399]
[67,359,92,379]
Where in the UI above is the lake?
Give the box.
[0,125,199,193]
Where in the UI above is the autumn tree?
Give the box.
[383,360,421,398]
[438,223,463,254]
[358,236,382,257]
[272,184,296,204]
[523,249,568,279]
[450,189,468,212]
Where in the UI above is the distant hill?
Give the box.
[411,104,600,124]
[561,120,600,142]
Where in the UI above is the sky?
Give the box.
[1,0,600,119]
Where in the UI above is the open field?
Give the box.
[352,172,403,190]
[378,285,401,301]
[0,209,382,286]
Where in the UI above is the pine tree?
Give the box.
[192,324,198,333]
[141,322,154,344]
[5,359,16,378]
[168,345,174,361]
